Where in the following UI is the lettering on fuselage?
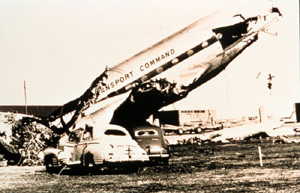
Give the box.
[99,71,134,94]
[140,49,175,71]
[99,49,175,95]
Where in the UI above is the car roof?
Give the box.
[130,125,161,131]
[72,123,128,133]
[129,125,163,136]
[95,124,127,131]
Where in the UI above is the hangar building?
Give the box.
[153,109,217,126]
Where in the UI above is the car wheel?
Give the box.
[84,153,96,174]
[177,128,184,135]
[195,127,202,134]
[45,155,60,173]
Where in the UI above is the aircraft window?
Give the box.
[104,129,126,136]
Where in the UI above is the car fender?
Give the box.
[43,148,62,157]
[43,148,70,164]
[83,143,106,165]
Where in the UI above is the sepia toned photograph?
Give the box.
[0,0,299,192]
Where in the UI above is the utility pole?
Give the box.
[24,81,27,115]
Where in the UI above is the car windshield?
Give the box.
[104,129,127,136]
[135,130,158,137]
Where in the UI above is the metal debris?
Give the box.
[0,113,60,166]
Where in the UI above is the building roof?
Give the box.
[0,105,61,118]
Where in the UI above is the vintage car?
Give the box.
[129,125,170,165]
[43,124,149,173]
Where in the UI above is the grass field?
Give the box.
[1,140,300,192]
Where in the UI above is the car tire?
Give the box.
[195,127,202,134]
[84,153,96,174]
[44,155,61,173]
[177,128,184,135]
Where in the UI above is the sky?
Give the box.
[0,0,299,119]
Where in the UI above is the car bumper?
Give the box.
[104,157,149,163]
[148,154,169,158]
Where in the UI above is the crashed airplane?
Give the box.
[1,1,282,166]
[41,1,282,135]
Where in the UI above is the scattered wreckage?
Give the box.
[171,121,300,146]
[0,112,58,166]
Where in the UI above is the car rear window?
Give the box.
[104,129,127,136]
[135,130,158,136]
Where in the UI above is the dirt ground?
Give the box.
[1,139,300,192]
